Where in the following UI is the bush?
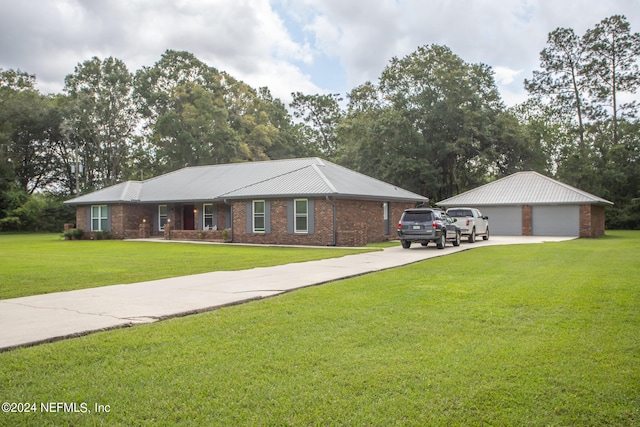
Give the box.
[93,230,112,240]
[1,190,75,232]
[63,228,85,240]
[0,216,21,231]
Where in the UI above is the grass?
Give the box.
[0,234,376,299]
[0,231,638,425]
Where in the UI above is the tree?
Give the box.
[135,50,289,170]
[64,56,137,190]
[154,82,236,168]
[289,92,344,159]
[258,88,314,160]
[525,27,588,150]
[378,45,504,199]
[582,15,640,145]
[524,15,640,229]
[134,50,221,123]
[0,83,64,194]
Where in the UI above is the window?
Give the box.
[159,205,168,231]
[403,211,433,222]
[91,205,108,231]
[294,199,308,233]
[253,200,265,233]
[203,204,214,230]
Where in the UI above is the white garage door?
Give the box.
[532,205,580,236]
[478,206,522,235]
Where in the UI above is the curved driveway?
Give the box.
[0,236,573,351]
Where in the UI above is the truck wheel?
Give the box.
[483,227,489,240]
[401,240,411,249]
[468,228,476,243]
[453,231,461,246]
[436,233,445,249]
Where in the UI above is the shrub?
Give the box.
[63,228,85,240]
[93,230,111,240]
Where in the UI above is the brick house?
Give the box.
[64,158,428,246]
[437,171,613,237]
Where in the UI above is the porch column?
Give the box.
[522,205,532,236]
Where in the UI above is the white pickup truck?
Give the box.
[445,208,489,243]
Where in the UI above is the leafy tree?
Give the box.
[582,15,640,144]
[489,110,550,176]
[259,88,314,159]
[155,82,236,168]
[64,56,137,190]
[525,15,640,229]
[337,82,432,194]
[135,50,287,170]
[290,92,344,159]
[0,68,36,91]
[134,50,221,122]
[0,84,64,194]
[378,45,504,199]
[525,27,588,150]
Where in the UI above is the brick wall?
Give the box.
[334,200,413,246]
[232,198,415,247]
[580,204,606,237]
[522,205,532,236]
[232,199,335,246]
[104,204,156,239]
[165,229,226,241]
[72,199,417,245]
[75,206,87,231]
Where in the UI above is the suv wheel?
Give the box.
[483,227,489,240]
[401,240,411,249]
[436,233,445,249]
[453,231,461,247]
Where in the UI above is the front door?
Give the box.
[183,205,195,230]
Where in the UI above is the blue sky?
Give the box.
[1,0,638,107]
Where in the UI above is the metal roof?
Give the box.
[65,158,427,205]
[437,171,613,207]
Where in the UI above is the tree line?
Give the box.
[1,14,638,231]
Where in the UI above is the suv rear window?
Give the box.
[448,209,473,218]
[402,211,433,222]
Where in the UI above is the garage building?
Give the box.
[437,171,613,237]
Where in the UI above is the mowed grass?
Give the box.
[0,231,638,426]
[0,234,375,299]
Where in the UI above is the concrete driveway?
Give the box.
[0,236,573,352]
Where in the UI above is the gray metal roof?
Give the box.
[65,158,427,205]
[437,171,613,207]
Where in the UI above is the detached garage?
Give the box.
[438,171,613,237]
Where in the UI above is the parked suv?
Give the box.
[397,208,461,249]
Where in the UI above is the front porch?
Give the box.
[117,202,232,240]
[160,224,231,242]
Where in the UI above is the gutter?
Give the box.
[325,196,337,246]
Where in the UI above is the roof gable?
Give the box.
[438,171,613,206]
[65,158,427,205]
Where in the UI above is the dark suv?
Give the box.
[397,208,461,249]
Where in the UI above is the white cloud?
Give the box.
[494,67,523,86]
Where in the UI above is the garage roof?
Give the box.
[437,171,613,207]
[65,157,428,205]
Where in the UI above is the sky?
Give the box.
[1,0,639,107]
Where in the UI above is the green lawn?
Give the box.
[0,234,375,299]
[0,231,638,426]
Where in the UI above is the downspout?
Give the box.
[325,196,337,246]
[223,199,233,241]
